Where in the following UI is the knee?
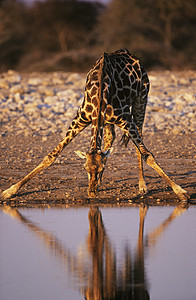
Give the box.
[142,152,154,163]
[144,153,157,167]
[42,154,56,166]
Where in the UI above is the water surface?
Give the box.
[0,205,196,300]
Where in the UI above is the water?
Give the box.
[0,205,196,300]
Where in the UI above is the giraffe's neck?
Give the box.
[90,55,106,152]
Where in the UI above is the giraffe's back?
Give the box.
[80,49,149,128]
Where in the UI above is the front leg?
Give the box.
[98,123,115,183]
[2,113,90,199]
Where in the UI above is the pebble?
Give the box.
[0,70,195,137]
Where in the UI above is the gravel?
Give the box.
[1,70,195,138]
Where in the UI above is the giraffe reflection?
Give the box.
[84,206,149,300]
[2,204,188,300]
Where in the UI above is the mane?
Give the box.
[94,53,107,150]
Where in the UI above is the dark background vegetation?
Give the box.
[0,0,196,72]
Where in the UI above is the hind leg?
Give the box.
[132,92,148,194]
[116,117,189,202]
[137,139,189,202]
[135,132,148,194]
[99,123,115,183]
[143,151,189,202]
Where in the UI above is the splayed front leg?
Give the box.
[98,123,115,184]
[2,114,90,199]
[2,154,56,199]
[2,183,21,199]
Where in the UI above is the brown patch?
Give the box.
[124,87,130,98]
[114,108,122,116]
[72,130,77,137]
[132,81,137,90]
[114,71,119,82]
[123,106,130,113]
[117,80,123,89]
[101,100,107,111]
[122,75,130,87]
[81,111,89,121]
[130,130,137,139]
[66,137,70,143]
[91,71,98,82]
[113,97,120,108]
[86,80,92,91]
[91,86,97,97]
[86,104,93,113]
[117,89,124,100]
[103,88,109,100]
[86,92,91,103]
[92,97,98,106]
[91,126,95,136]
[116,63,122,73]
[108,117,116,123]
[92,110,97,118]
[106,105,113,117]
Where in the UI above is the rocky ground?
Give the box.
[0,70,195,207]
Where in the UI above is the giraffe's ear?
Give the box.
[103,147,113,158]
[74,151,86,159]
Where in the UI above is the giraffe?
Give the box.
[2,49,189,201]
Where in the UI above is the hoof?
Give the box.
[139,182,148,195]
[173,185,190,203]
[177,190,190,203]
[88,190,98,198]
[2,184,19,199]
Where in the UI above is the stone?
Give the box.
[0,70,195,137]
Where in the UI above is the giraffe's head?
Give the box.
[75,149,112,197]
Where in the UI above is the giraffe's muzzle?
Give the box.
[88,176,98,198]
[88,188,98,198]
